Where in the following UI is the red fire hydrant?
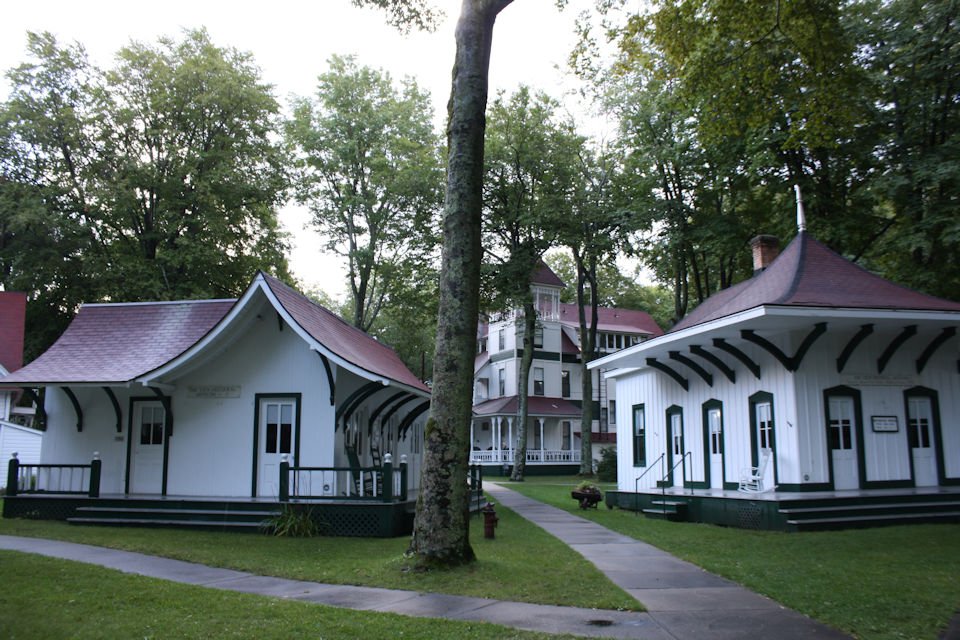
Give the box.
[482,501,499,539]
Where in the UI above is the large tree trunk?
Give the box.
[510,299,536,481]
[575,248,599,476]
[408,0,513,569]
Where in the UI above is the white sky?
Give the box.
[0,0,597,300]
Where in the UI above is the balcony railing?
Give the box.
[469,449,581,464]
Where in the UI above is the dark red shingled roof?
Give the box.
[672,232,960,332]
[559,303,663,337]
[1,299,234,384]
[531,261,566,288]
[0,291,26,373]
[473,395,582,417]
[262,274,429,393]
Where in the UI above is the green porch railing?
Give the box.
[5,452,101,498]
[279,453,408,503]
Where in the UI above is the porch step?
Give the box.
[780,498,960,531]
[67,504,281,532]
[643,500,688,522]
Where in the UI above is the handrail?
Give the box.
[661,451,693,500]
[6,453,101,497]
[633,453,665,516]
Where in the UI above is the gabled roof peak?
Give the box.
[671,232,960,332]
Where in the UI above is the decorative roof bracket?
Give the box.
[712,339,761,379]
[102,387,122,433]
[337,381,384,429]
[645,358,689,391]
[837,324,874,373]
[61,387,83,432]
[741,323,826,372]
[916,327,956,374]
[398,401,431,439]
[368,391,410,436]
[669,351,713,387]
[878,325,918,374]
[689,345,736,383]
[316,352,335,405]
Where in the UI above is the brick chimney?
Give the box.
[750,235,780,274]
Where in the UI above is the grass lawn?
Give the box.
[0,550,586,640]
[0,496,638,612]
[500,476,960,640]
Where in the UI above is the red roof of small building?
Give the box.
[262,274,429,393]
[672,232,960,332]
[0,291,26,373]
[473,395,582,417]
[1,273,429,394]
[0,299,234,384]
[559,303,663,337]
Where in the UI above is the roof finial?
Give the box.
[794,184,807,232]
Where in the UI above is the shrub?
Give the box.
[260,506,324,537]
[596,446,617,482]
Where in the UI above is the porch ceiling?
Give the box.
[473,395,582,418]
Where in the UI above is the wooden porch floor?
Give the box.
[642,485,960,502]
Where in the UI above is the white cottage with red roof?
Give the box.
[472,262,662,474]
[591,230,960,530]
[2,273,431,536]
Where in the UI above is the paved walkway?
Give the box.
[0,484,848,639]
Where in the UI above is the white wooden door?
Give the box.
[907,397,937,487]
[258,399,296,498]
[130,402,165,494]
[754,401,775,491]
[828,397,859,490]
[707,407,724,489]
[670,412,684,488]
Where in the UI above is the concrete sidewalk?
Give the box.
[484,482,848,639]
[0,485,849,639]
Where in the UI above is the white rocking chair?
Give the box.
[738,449,772,493]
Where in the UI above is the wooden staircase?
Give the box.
[67,499,281,532]
[642,499,689,522]
[779,493,960,532]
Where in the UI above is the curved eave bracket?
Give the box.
[646,358,689,391]
[102,387,122,433]
[397,401,431,439]
[337,381,385,429]
[837,324,874,373]
[878,325,918,374]
[669,351,713,386]
[689,345,736,383]
[368,391,411,436]
[741,322,826,372]
[381,396,419,426]
[148,387,173,437]
[712,338,761,379]
[916,327,956,374]
[316,352,335,405]
[61,387,83,432]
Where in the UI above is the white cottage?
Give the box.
[591,232,960,531]
[2,273,431,536]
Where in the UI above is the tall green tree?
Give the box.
[287,55,443,331]
[0,30,291,359]
[482,86,582,481]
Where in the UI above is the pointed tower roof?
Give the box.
[671,232,960,333]
[530,261,565,288]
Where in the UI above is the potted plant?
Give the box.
[571,480,602,509]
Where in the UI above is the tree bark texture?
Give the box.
[575,248,600,475]
[510,299,536,481]
[409,0,514,567]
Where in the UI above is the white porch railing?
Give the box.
[469,449,581,464]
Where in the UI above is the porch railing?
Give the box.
[279,454,408,503]
[469,449,581,464]
[5,452,101,498]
